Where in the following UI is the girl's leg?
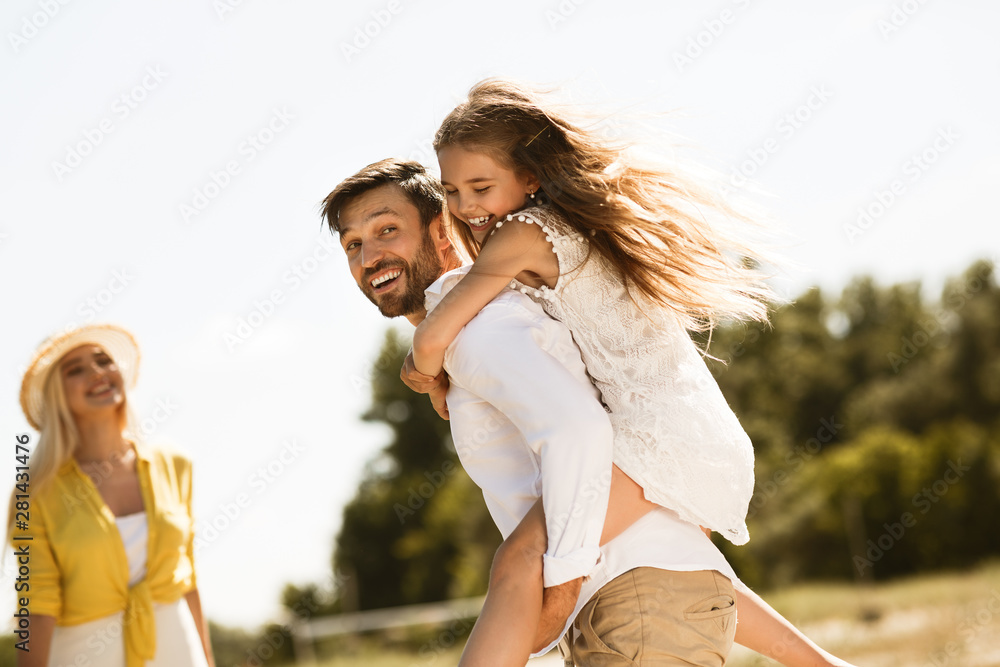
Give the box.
[460,467,656,666]
[600,465,658,545]
[459,499,546,667]
[462,467,858,667]
[733,583,858,667]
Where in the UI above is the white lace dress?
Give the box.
[500,206,755,544]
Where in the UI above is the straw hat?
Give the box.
[20,324,141,430]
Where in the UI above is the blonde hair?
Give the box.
[6,352,135,543]
[434,78,780,331]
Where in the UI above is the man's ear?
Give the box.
[427,213,452,253]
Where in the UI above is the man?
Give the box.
[324,159,852,667]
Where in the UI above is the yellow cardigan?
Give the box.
[22,442,197,667]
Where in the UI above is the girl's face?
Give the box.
[58,345,125,420]
[438,145,539,243]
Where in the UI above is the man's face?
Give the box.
[338,184,446,319]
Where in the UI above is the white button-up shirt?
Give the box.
[427,267,738,654]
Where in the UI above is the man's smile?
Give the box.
[369,268,403,293]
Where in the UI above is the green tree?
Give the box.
[302,259,998,612]
[711,259,1000,586]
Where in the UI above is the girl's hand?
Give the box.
[400,349,446,394]
[401,349,451,420]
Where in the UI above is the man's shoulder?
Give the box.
[444,289,551,378]
[479,287,544,316]
[428,266,548,336]
[461,288,548,340]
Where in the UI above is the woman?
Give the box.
[8,324,213,667]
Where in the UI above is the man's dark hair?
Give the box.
[321,159,446,233]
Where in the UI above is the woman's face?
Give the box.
[58,345,125,420]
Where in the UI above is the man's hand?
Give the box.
[532,577,582,654]
[400,349,450,419]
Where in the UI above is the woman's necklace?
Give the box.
[77,443,134,485]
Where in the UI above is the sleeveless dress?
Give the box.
[499,205,755,545]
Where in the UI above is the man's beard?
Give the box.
[360,233,443,318]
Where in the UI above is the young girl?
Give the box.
[417,81,767,539]
[406,80,854,666]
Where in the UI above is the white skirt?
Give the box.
[49,599,208,667]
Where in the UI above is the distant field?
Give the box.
[3,565,993,666]
[316,561,1000,667]
[728,561,1000,667]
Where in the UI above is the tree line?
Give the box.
[293,259,999,616]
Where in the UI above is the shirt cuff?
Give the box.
[542,547,603,588]
[27,598,61,618]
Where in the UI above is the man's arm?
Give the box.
[534,579,582,652]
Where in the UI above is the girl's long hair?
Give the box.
[434,78,781,331]
[6,363,136,543]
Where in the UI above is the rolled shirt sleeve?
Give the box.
[446,296,614,587]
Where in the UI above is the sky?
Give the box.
[1,0,998,631]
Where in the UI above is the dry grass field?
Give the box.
[728,561,1000,667]
[314,561,1000,667]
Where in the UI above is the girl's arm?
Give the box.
[410,219,556,378]
[733,584,857,667]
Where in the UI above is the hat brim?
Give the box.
[20,324,140,431]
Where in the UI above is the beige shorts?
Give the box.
[571,568,737,666]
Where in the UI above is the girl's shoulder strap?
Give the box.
[491,205,576,241]
[491,205,589,287]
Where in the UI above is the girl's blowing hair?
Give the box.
[434,78,780,331]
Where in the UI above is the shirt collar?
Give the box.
[424,265,472,313]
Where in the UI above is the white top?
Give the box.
[503,206,756,545]
[115,512,148,587]
[427,267,737,656]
